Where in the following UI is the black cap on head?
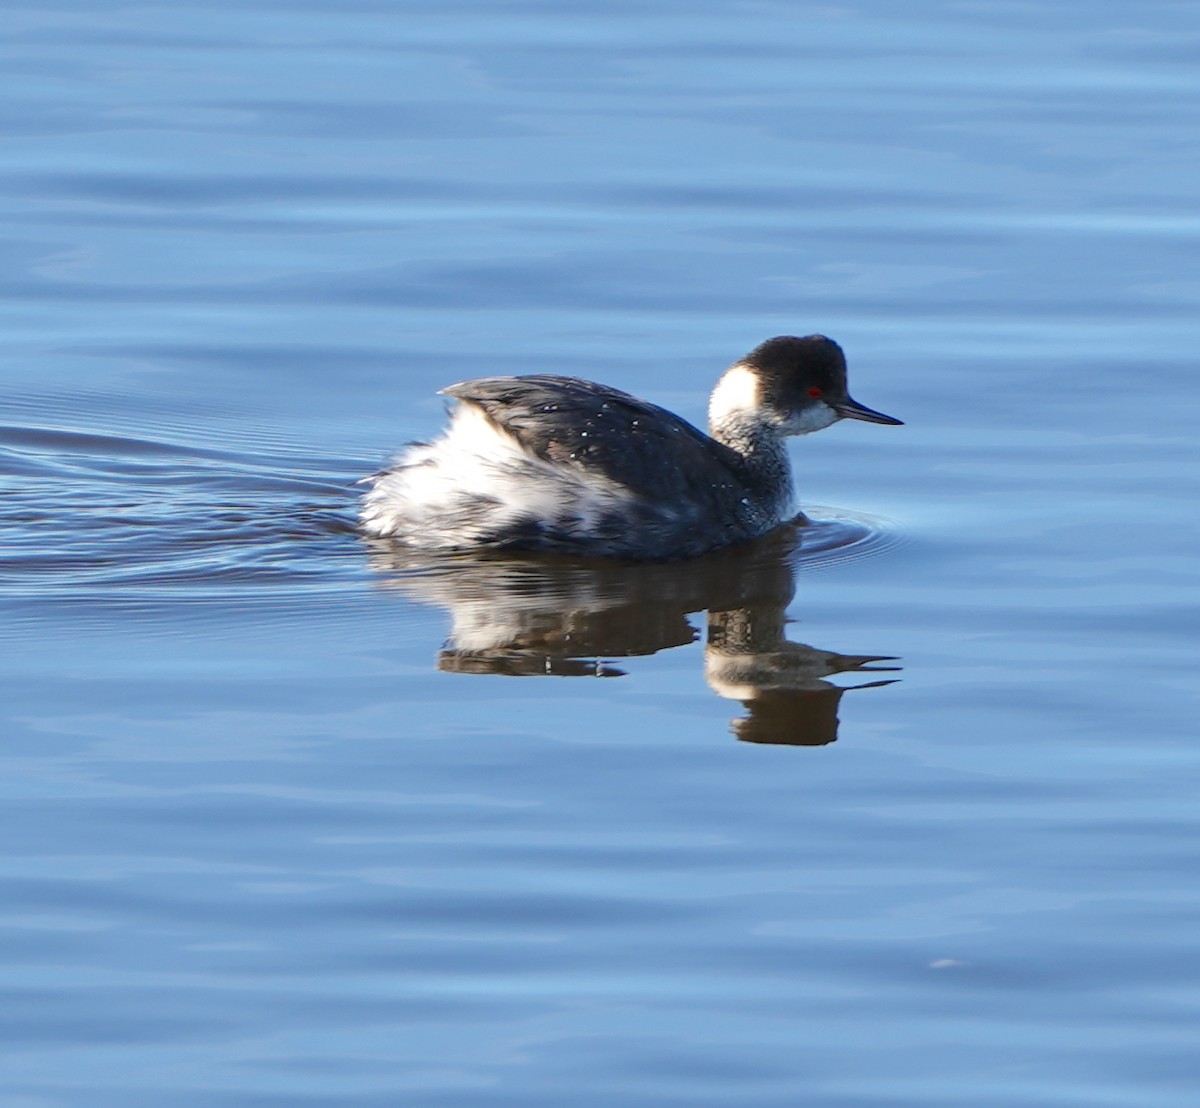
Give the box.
[740,335,902,427]
[744,334,846,379]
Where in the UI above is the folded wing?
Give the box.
[440,374,745,509]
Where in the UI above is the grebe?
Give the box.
[359,335,901,560]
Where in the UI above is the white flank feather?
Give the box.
[359,401,636,545]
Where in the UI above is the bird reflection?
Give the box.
[364,521,898,746]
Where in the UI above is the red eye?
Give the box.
[808,387,822,398]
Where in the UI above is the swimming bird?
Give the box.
[358,335,901,560]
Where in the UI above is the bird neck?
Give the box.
[711,415,793,498]
[708,365,794,510]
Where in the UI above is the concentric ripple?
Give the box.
[792,505,908,569]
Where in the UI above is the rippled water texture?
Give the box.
[1,424,893,601]
[3,1,1200,1105]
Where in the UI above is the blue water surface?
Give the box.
[3,1,1200,1104]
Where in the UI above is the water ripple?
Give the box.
[1,424,365,603]
[1,424,902,610]
[792,506,908,570]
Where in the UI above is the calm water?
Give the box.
[4,1,1200,1104]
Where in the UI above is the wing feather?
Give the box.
[439,375,745,508]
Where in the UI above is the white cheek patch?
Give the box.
[709,365,839,436]
[786,401,839,434]
[708,364,761,426]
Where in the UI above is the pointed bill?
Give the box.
[833,396,903,425]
